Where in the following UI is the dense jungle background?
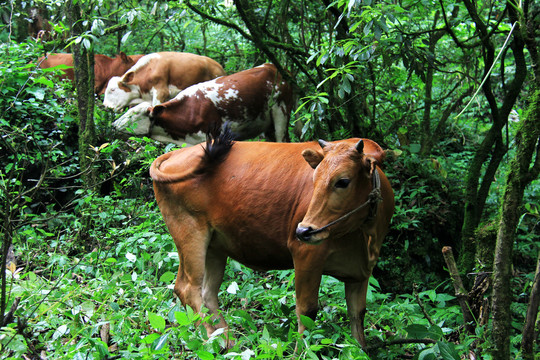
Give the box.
[0,0,539,359]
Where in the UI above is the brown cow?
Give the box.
[37,52,144,94]
[102,52,226,111]
[149,131,394,347]
[112,64,293,144]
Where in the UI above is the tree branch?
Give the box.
[185,0,253,42]
[521,250,540,359]
[442,246,475,333]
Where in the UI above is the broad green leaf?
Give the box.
[405,324,429,338]
[155,333,169,350]
[121,31,132,45]
[26,88,46,100]
[418,346,437,360]
[409,143,421,153]
[52,324,69,340]
[159,271,175,283]
[437,341,460,360]
[226,281,239,294]
[300,315,316,330]
[32,77,54,87]
[195,350,214,360]
[126,252,136,262]
[175,311,192,326]
[428,325,444,340]
[148,312,166,331]
[141,333,160,344]
[81,300,95,319]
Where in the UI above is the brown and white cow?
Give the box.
[37,52,144,94]
[149,131,395,347]
[102,52,226,111]
[112,63,293,144]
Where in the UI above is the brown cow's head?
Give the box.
[296,139,380,244]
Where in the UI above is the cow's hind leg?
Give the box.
[168,218,222,338]
[203,246,233,346]
[271,104,288,142]
[345,279,369,348]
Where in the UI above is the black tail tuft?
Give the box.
[201,122,235,167]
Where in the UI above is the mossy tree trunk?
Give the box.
[492,87,539,360]
[67,0,97,243]
[492,4,540,356]
[491,86,539,360]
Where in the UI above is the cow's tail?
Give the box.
[150,123,235,183]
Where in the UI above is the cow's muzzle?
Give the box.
[296,225,326,244]
[295,225,313,242]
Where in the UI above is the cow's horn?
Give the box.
[355,139,364,153]
[318,139,329,148]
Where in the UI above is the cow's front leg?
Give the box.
[345,279,369,348]
[294,268,323,334]
[152,86,170,106]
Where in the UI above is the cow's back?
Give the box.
[129,52,225,94]
[38,53,74,80]
[167,53,226,85]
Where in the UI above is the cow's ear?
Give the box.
[119,51,129,62]
[302,148,324,169]
[363,156,378,176]
[150,105,164,118]
[122,71,134,84]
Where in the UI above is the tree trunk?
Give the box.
[491,86,540,360]
[67,0,97,244]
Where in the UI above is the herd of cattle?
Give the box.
[38,51,292,145]
[37,51,395,349]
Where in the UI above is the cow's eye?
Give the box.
[335,178,350,189]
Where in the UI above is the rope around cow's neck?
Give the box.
[306,169,382,236]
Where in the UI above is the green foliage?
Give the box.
[376,149,464,291]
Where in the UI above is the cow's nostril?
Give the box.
[296,226,313,242]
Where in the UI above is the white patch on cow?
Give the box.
[203,82,225,105]
[150,87,160,106]
[126,53,160,73]
[150,127,205,147]
[171,79,225,108]
[112,102,152,135]
[103,76,143,111]
[223,88,239,101]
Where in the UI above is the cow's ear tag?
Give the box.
[302,149,324,169]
